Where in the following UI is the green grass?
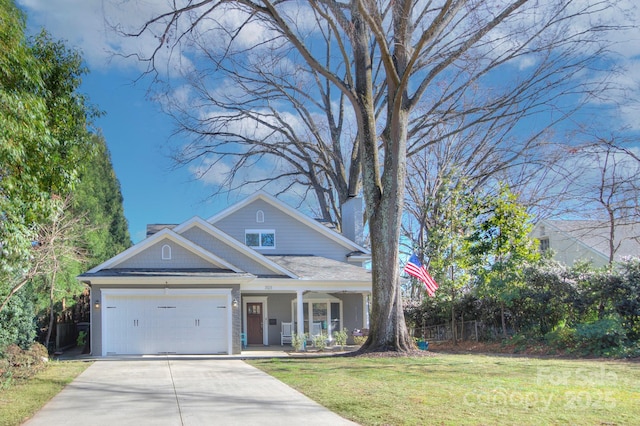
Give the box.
[248,354,640,425]
[0,361,91,426]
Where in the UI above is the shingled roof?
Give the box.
[266,255,372,281]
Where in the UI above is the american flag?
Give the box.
[404,254,438,297]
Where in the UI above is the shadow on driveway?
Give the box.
[24,359,358,426]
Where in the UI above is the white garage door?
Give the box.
[102,291,229,356]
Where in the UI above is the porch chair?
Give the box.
[310,322,323,340]
[281,322,294,346]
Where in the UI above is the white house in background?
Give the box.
[77,192,372,356]
[531,219,640,268]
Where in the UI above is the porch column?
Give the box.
[296,289,304,339]
[363,292,370,328]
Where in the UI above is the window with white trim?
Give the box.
[161,244,172,260]
[256,210,265,223]
[291,294,343,341]
[245,229,275,249]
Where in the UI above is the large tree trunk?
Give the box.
[362,187,414,352]
[353,3,414,353]
[356,68,413,350]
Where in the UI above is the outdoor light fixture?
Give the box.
[94,300,100,309]
[232,298,238,308]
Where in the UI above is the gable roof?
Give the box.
[172,216,298,278]
[208,191,370,255]
[540,220,640,261]
[86,228,243,274]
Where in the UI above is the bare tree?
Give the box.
[0,196,87,318]
[122,0,627,352]
[40,197,87,348]
[160,42,364,228]
[556,139,640,264]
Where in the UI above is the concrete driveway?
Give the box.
[24,359,358,426]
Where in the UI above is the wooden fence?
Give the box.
[412,321,515,342]
[412,320,479,342]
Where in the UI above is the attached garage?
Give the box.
[99,289,233,356]
[78,194,372,357]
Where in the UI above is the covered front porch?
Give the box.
[241,291,370,347]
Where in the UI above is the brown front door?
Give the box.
[247,302,263,345]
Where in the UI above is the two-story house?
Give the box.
[77,192,372,356]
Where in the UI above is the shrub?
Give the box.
[574,317,627,356]
[0,290,37,353]
[505,333,533,352]
[77,330,87,347]
[291,333,307,351]
[312,332,328,351]
[544,325,576,351]
[332,328,348,349]
[0,343,48,389]
[353,335,367,346]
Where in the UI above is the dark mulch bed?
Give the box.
[347,349,437,358]
[340,346,437,358]
[286,345,436,358]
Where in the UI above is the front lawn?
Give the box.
[248,354,640,425]
[0,361,90,426]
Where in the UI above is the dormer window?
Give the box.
[256,210,265,223]
[161,244,172,260]
[245,229,275,249]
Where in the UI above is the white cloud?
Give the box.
[188,154,299,199]
[18,0,149,71]
[21,1,639,90]
[17,0,281,74]
[20,0,639,135]
[188,157,231,187]
[606,57,640,130]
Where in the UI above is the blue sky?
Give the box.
[80,69,223,242]
[18,1,237,242]
[17,1,640,244]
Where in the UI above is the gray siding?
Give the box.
[117,240,218,269]
[269,294,296,346]
[214,199,352,261]
[337,293,367,344]
[181,227,277,275]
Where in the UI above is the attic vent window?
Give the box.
[162,244,172,260]
[245,229,275,249]
[256,210,265,223]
